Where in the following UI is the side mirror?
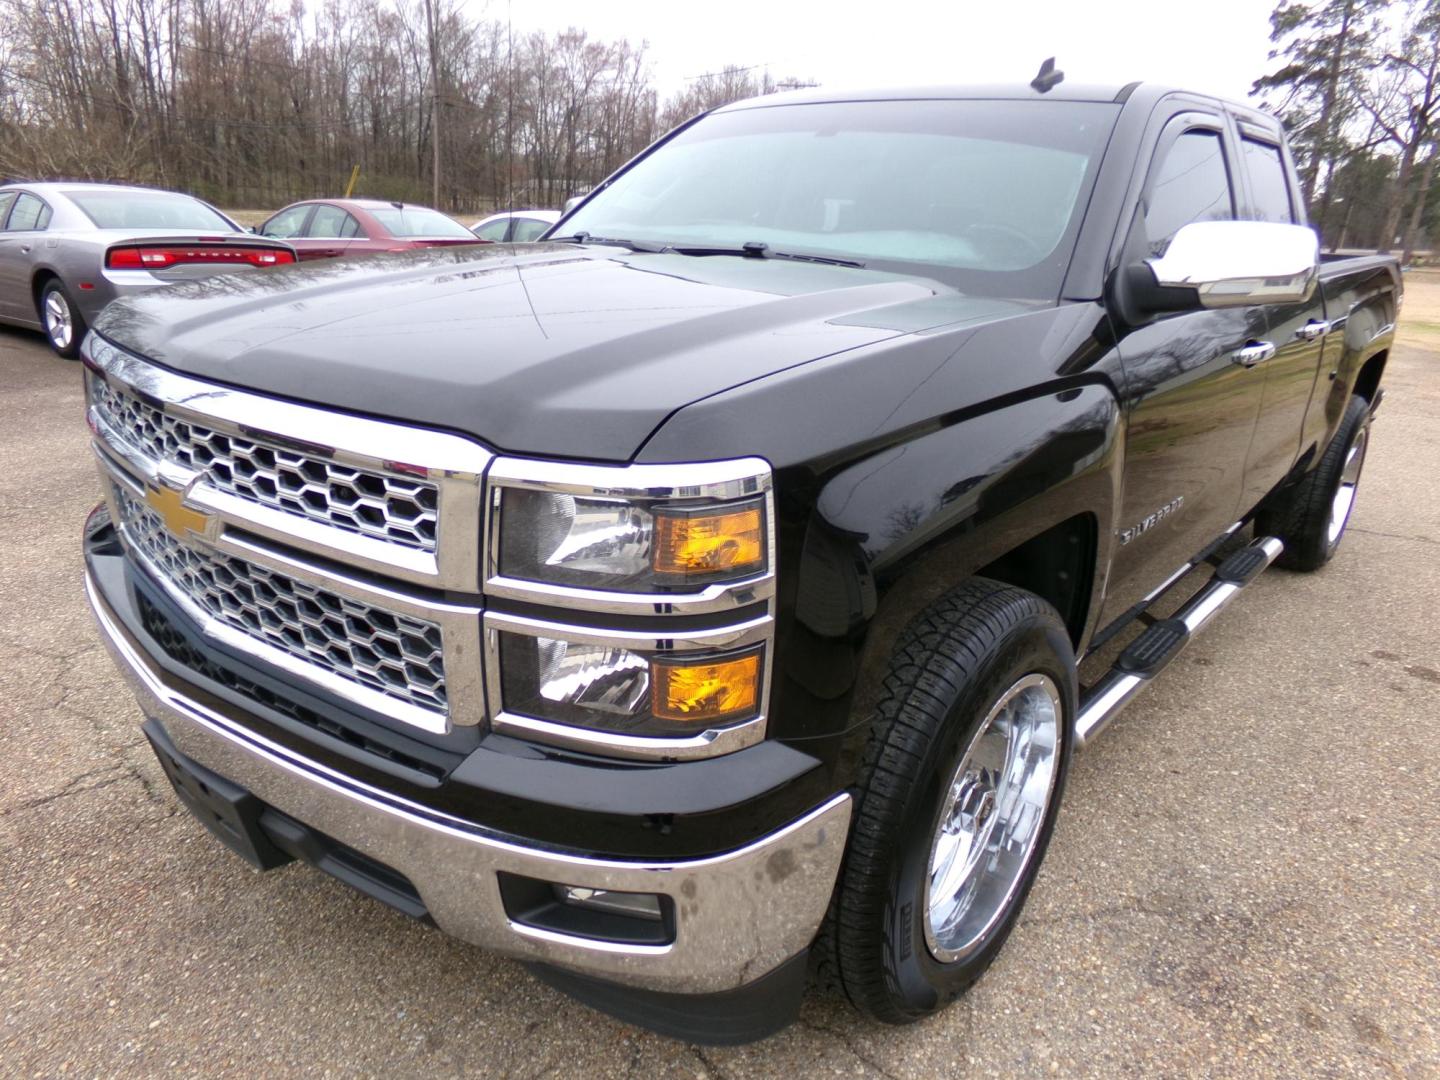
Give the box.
[1145,221,1319,309]
[563,193,588,215]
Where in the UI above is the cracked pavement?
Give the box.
[3,278,1438,1078]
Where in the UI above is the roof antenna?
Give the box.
[1031,57,1064,93]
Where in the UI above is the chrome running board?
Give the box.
[1074,535,1284,749]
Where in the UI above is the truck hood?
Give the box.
[94,242,1031,461]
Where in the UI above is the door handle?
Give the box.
[1294,319,1328,341]
[19,245,31,254]
[1231,341,1276,368]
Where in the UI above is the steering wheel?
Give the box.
[961,223,1044,264]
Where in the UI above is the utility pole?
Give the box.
[424,0,441,208]
[505,0,514,213]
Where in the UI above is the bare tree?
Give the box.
[0,0,762,213]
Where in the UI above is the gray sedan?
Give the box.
[0,182,297,358]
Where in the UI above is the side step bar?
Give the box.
[1074,535,1284,749]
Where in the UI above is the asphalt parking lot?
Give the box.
[2,282,1437,1079]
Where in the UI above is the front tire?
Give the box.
[39,279,86,359]
[1257,393,1371,572]
[817,578,1075,1023]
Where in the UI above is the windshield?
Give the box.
[368,206,474,238]
[65,189,237,231]
[561,99,1119,298]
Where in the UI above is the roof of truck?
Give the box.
[715,82,1281,129]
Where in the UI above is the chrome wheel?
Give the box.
[44,289,73,351]
[924,672,1061,964]
[1326,422,1368,546]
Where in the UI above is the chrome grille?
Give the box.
[113,484,447,717]
[91,378,439,552]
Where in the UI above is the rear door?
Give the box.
[1103,113,1272,619]
[0,192,51,323]
[0,191,19,319]
[1235,125,1329,509]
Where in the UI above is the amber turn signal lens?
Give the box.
[652,652,761,725]
[652,505,764,577]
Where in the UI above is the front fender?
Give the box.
[747,387,1119,796]
[635,301,1124,781]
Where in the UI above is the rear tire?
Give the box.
[815,578,1075,1023]
[1256,394,1370,572]
[39,279,86,359]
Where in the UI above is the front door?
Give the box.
[1103,118,1271,621]
[297,203,361,260]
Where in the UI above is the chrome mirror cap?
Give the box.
[1147,221,1319,308]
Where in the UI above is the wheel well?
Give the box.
[1353,350,1387,403]
[31,270,58,317]
[975,513,1096,646]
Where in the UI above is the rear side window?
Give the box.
[511,217,551,242]
[1241,138,1294,224]
[6,193,51,231]
[1144,129,1234,256]
[0,192,15,227]
[309,204,362,238]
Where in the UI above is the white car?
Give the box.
[469,209,561,243]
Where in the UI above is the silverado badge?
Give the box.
[1119,496,1184,545]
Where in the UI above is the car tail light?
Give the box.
[106,246,296,269]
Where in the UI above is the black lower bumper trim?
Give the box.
[145,718,431,922]
[525,950,810,1045]
[144,718,294,871]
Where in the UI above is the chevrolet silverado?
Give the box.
[81,81,1399,1043]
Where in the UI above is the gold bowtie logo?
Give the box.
[144,483,215,541]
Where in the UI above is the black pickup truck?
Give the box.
[81,81,1399,1043]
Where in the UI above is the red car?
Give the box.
[257,199,479,260]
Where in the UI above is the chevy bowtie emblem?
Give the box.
[144,482,215,541]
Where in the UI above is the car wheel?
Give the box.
[39,279,87,359]
[815,578,1075,1023]
[1256,393,1371,572]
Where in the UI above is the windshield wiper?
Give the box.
[548,232,667,253]
[662,240,865,269]
[552,233,865,268]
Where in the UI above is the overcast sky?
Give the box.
[480,0,1280,103]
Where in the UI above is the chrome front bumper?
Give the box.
[85,568,851,995]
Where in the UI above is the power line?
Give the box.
[682,62,770,82]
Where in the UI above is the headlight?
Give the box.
[496,630,764,739]
[483,458,775,759]
[486,457,773,602]
[497,490,765,591]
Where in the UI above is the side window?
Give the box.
[0,192,15,227]
[1241,138,1294,224]
[6,193,51,231]
[1144,129,1234,256]
[308,204,357,238]
[263,205,310,238]
[511,217,551,242]
[473,217,510,242]
[339,213,363,239]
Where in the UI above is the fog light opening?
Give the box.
[497,871,675,946]
[554,885,664,922]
